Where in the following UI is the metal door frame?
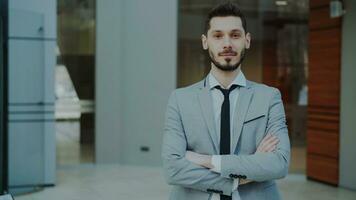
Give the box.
[0,0,9,194]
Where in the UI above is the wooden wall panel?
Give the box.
[310,0,330,8]
[309,7,341,30]
[307,130,339,158]
[307,155,339,185]
[308,121,339,132]
[262,40,291,103]
[307,2,341,185]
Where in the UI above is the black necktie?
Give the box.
[215,85,238,200]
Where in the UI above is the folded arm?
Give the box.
[185,89,290,183]
[186,133,280,185]
[161,91,234,196]
[219,89,290,181]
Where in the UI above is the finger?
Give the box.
[265,134,278,143]
[263,139,279,151]
[261,134,272,143]
[266,140,280,152]
[266,145,277,152]
[259,134,277,149]
[262,144,274,153]
[258,134,272,149]
[259,138,279,152]
[257,142,266,152]
[268,137,280,146]
[258,134,279,152]
[263,136,279,148]
[261,134,277,147]
[260,144,273,153]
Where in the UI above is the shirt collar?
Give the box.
[208,70,247,90]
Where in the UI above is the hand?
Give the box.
[185,151,213,169]
[239,134,279,186]
[256,134,279,153]
[239,179,252,185]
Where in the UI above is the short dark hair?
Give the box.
[205,2,247,34]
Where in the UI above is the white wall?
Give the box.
[96,0,177,165]
[340,0,356,190]
[95,0,123,163]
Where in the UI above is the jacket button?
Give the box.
[241,175,247,179]
[229,174,234,178]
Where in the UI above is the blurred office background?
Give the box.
[1,0,356,199]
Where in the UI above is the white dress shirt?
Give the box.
[208,70,247,200]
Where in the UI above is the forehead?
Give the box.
[209,16,244,32]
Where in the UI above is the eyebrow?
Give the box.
[211,29,243,33]
[231,29,243,33]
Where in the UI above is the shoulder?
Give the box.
[166,79,204,111]
[247,80,281,99]
[171,79,204,97]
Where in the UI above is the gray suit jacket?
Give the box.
[162,77,290,200]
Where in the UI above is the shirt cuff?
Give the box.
[232,178,239,191]
[211,155,221,173]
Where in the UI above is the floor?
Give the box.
[289,146,306,174]
[13,165,356,200]
[12,121,356,200]
[56,121,94,166]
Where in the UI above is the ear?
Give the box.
[245,32,251,49]
[201,34,208,50]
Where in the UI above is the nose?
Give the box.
[222,37,232,49]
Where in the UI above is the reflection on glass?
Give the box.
[56,0,96,165]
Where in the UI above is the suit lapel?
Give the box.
[231,82,254,153]
[197,79,219,154]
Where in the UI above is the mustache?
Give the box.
[218,50,237,56]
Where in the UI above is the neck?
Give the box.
[210,63,241,89]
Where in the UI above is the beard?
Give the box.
[209,48,247,71]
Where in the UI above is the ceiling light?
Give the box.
[275,0,288,6]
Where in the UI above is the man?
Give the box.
[162,2,290,200]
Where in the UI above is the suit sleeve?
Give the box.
[220,88,291,181]
[161,90,234,196]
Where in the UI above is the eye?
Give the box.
[231,33,241,38]
[213,34,223,39]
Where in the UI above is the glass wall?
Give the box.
[56,0,95,166]
[178,0,308,173]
